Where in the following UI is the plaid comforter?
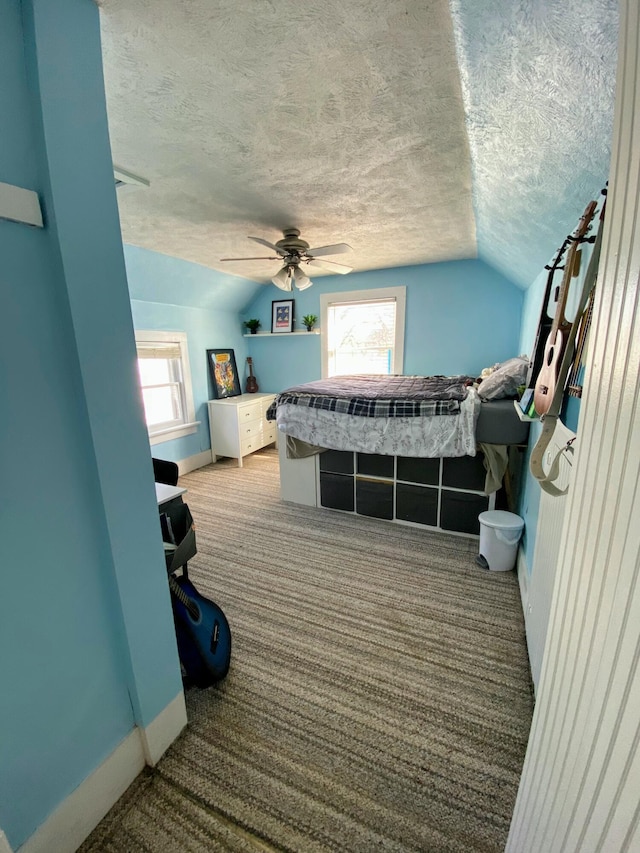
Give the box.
[266,374,473,420]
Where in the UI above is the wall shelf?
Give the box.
[244,329,320,337]
[513,399,538,422]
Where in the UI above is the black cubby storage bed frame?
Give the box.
[317,449,494,537]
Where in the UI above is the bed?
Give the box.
[267,373,530,536]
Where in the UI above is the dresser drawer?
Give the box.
[238,401,263,423]
[264,425,277,444]
[239,419,262,440]
[241,434,263,456]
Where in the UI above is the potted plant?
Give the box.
[302,314,318,332]
[244,318,261,334]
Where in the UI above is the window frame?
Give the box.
[319,286,406,378]
[135,330,199,446]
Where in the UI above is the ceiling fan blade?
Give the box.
[306,243,352,257]
[307,258,353,275]
[248,236,287,256]
[220,256,280,261]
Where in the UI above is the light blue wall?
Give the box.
[124,243,261,313]
[518,268,547,359]
[243,259,523,392]
[516,185,607,573]
[1,2,182,848]
[125,244,258,462]
[515,269,547,571]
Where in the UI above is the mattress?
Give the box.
[269,375,529,457]
[274,389,481,457]
[476,399,530,445]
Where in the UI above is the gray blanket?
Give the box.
[281,374,473,400]
[267,374,473,420]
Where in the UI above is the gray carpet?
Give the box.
[81,448,533,852]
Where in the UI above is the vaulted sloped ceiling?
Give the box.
[451,0,618,287]
[99,0,618,291]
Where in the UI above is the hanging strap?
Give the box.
[530,204,604,495]
[530,419,576,496]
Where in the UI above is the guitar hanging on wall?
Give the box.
[567,288,595,398]
[566,197,605,398]
[533,200,597,416]
[246,357,259,393]
[528,238,571,392]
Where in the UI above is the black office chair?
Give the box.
[153,457,179,486]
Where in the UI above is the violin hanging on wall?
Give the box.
[246,357,259,393]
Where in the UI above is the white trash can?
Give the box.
[478,510,524,572]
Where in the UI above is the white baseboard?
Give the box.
[177,449,213,475]
[139,691,187,766]
[18,729,144,853]
[0,829,14,853]
[17,691,186,853]
[517,545,529,617]
[516,546,537,696]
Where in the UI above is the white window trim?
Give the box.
[319,286,406,378]
[135,330,200,445]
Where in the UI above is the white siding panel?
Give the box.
[507,2,640,850]
[527,420,575,691]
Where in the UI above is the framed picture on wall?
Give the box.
[207,349,241,399]
[271,299,295,333]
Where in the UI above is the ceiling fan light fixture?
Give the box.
[293,267,313,290]
[221,229,353,288]
[272,266,292,291]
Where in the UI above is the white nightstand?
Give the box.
[207,393,277,467]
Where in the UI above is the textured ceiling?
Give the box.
[451,0,618,287]
[99,0,617,290]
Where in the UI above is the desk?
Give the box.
[155,482,187,506]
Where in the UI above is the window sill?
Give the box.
[149,421,200,446]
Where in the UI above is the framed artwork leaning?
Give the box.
[272,299,295,333]
[207,349,241,399]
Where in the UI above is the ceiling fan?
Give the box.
[220,228,353,291]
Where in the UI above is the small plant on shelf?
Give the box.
[302,314,318,332]
[244,318,261,334]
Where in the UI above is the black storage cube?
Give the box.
[161,502,197,573]
[357,453,394,478]
[397,456,440,485]
[396,483,438,526]
[442,453,487,491]
[356,477,393,520]
[320,472,354,511]
[319,449,354,475]
[440,490,489,535]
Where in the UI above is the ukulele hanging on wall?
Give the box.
[533,200,597,416]
[246,357,259,393]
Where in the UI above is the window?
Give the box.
[135,330,199,445]
[320,287,406,378]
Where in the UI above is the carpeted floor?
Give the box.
[80,447,533,852]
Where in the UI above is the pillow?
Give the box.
[478,355,530,401]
